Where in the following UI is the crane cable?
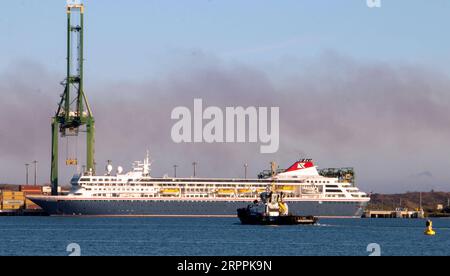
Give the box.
[65,135,79,167]
[66,136,69,165]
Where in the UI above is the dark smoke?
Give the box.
[1,52,450,193]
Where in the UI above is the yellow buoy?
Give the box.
[424,220,436,236]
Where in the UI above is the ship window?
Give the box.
[326,189,343,193]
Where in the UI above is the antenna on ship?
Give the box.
[419,192,423,211]
[244,163,248,179]
[143,150,152,176]
[271,162,277,177]
[192,162,198,177]
[267,161,278,193]
[173,165,178,178]
[106,160,113,176]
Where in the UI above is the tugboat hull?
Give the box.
[237,208,318,225]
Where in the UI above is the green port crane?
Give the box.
[51,2,95,196]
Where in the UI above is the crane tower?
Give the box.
[51,1,95,195]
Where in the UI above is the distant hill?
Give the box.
[369,192,450,212]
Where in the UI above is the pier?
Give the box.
[363,209,425,219]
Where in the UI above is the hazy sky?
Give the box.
[1,0,450,193]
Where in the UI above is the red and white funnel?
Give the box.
[285,160,315,172]
[277,159,319,177]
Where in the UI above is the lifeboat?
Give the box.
[160,188,181,195]
[217,189,235,196]
[238,189,253,194]
[276,186,295,193]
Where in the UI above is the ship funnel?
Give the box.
[276,159,320,178]
[285,160,315,172]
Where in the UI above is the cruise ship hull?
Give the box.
[29,197,368,218]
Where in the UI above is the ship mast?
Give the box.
[269,161,277,193]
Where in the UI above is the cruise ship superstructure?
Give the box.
[29,154,370,217]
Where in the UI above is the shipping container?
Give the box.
[2,200,24,205]
[22,191,42,195]
[1,198,25,203]
[20,185,43,192]
[1,195,25,200]
[1,191,24,194]
[1,191,25,196]
[2,194,25,197]
[1,205,22,210]
[22,188,42,192]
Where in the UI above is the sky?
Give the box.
[1,0,450,193]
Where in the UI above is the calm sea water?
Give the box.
[0,217,448,256]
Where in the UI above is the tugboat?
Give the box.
[237,162,318,225]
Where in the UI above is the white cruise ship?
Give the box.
[29,153,370,217]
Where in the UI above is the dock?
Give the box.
[363,209,425,219]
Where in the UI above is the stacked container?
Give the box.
[1,191,25,210]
